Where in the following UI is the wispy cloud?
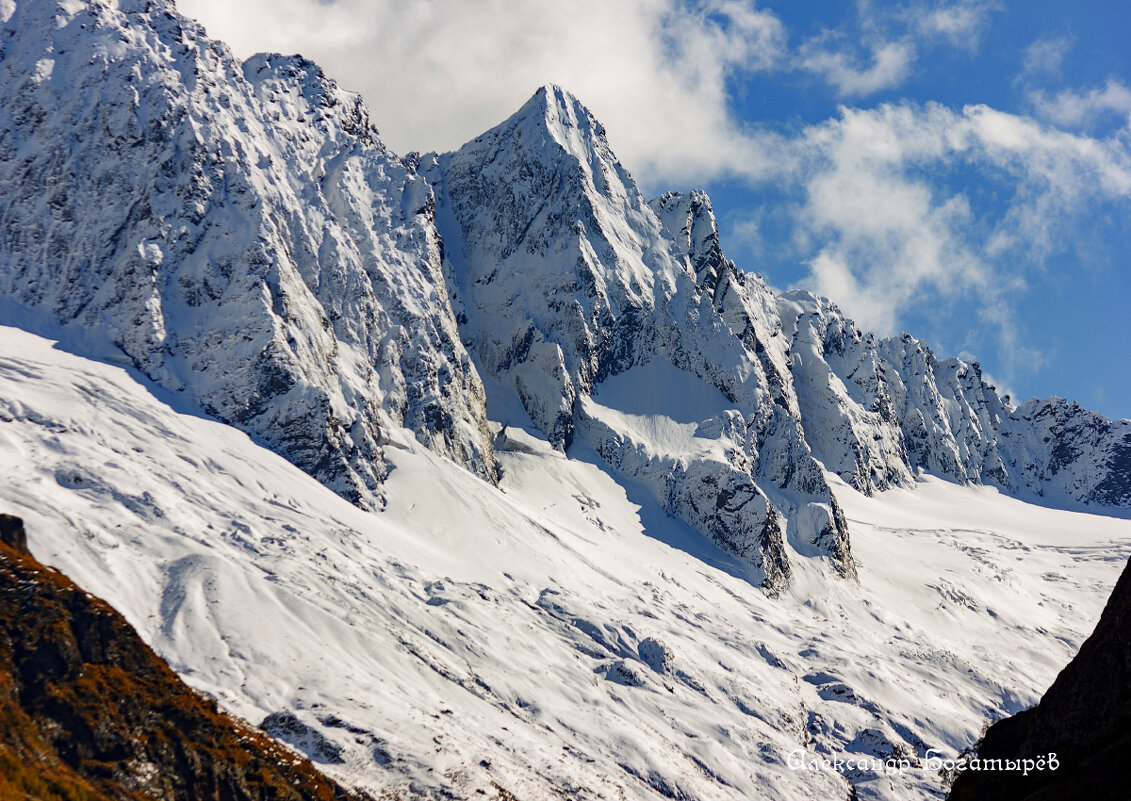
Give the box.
[913,0,1000,49]
[786,100,1131,382]
[795,0,1000,98]
[1030,80,1131,131]
[798,37,916,97]
[1019,34,1075,81]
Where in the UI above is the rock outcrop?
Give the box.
[948,555,1131,800]
[0,513,369,800]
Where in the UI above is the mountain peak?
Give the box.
[468,83,611,162]
[529,83,601,127]
[0,0,497,507]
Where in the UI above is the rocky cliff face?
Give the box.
[0,513,367,801]
[427,87,853,590]
[778,292,1131,508]
[0,0,495,508]
[2,1,1127,593]
[948,554,1131,800]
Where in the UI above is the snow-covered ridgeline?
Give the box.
[428,86,853,589]
[1,0,1127,595]
[0,0,495,508]
[778,291,1131,508]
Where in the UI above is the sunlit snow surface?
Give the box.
[1,325,1127,801]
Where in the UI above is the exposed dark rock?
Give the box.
[0,514,371,801]
[948,556,1131,800]
[0,513,27,554]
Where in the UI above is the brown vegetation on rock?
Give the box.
[0,513,367,801]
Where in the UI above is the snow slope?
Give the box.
[3,325,1128,801]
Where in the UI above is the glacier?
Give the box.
[3,324,1129,801]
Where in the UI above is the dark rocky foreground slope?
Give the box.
[948,555,1131,801]
[0,513,368,801]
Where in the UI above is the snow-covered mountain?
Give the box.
[0,0,495,508]
[3,2,1131,799]
[426,87,851,590]
[2,0,1127,591]
[779,291,1131,508]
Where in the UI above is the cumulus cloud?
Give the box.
[178,0,1003,179]
[178,0,787,185]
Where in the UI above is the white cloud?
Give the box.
[723,212,766,259]
[1020,34,1074,80]
[914,0,999,49]
[793,0,1000,100]
[798,38,916,97]
[1030,80,1131,131]
[794,104,984,334]
[177,0,1003,181]
[788,100,1131,380]
[178,0,786,187]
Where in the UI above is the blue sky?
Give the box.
[183,0,1130,418]
[704,0,1131,418]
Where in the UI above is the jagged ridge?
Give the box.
[0,0,495,509]
[779,291,1131,508]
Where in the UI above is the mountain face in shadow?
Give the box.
[0,513,367,801]
[948,555,1131,801]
